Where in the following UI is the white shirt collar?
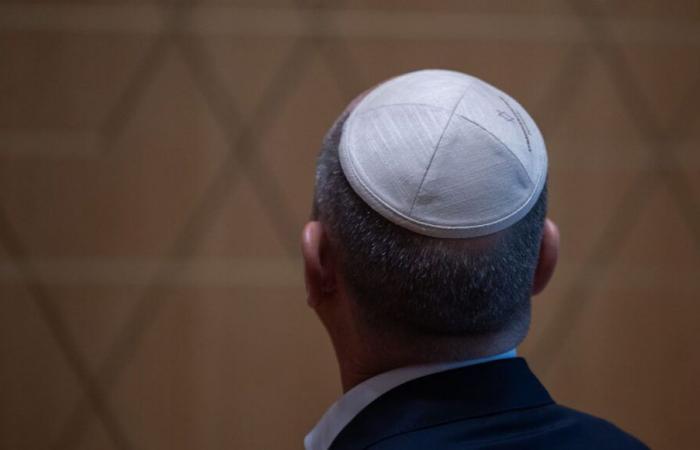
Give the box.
[304,349,517,450]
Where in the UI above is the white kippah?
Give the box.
[338,69,548,238]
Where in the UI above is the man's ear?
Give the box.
[301,221,336,308]
[532,218,559,296]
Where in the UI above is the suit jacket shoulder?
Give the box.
[330,358,648,450]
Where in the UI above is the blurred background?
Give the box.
[1,1,699,449]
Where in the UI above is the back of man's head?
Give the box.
[304,70,556,369]
[313,113,546,339]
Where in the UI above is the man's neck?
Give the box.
[336,331,522,392]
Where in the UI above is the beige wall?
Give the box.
[1,1,699,449]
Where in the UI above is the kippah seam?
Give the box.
[453,113,534,186]
[408,89,471,217]
[350,102,456,118]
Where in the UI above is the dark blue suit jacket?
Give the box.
[330,358,648,449]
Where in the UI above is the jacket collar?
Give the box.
[330,358,553,450]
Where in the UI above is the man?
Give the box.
[302,69,648,449]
